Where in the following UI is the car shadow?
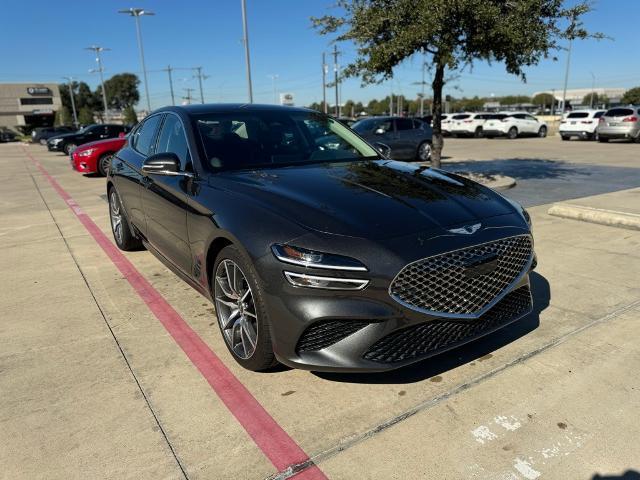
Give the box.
[592,471,640,480]
[314,271,550,384]
[443,158,589,181]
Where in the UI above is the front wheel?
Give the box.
[538,126,547,138]
[98,153,113,177]
[416,141,432,162]
[108,188,142,251]
[474,127,483,138]
[508,127,518,139]
[561,135,569,141]
[213,245,278,371]
[598,136,609,143]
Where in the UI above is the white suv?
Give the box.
[482,112,548,139]
[450,113,492,138]
[559,110,606,141]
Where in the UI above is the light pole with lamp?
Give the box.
[62,76,79,128]
[85,46,110,122]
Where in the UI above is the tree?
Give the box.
[78,107,94,125]
[98,73,140,110]
[532,92,556,112]
[54,106,71,126]
[312,1,601,167]
[621,87,640,105]
[582,92,599,107]
[123,105,138,125]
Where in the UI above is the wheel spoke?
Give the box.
[241,320,257,350]
[222,309,240,329]
[215,296,237,309]
[215,275,235,298]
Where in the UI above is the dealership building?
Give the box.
[0,83,62,132]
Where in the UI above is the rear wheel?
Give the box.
[592,131,599,141]
[561,135,569,141]
[474,127,483,138]
[108,188,142,251]
[508,127,518,139]
[98,153,113,177]
[213,245,278,371]
[538,126,547,138]
[416,141,432,162]
[64,142,77,155]
[598,136,609,143]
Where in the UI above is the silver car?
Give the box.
[597,106,640,142]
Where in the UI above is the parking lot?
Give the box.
[2,137,640,479]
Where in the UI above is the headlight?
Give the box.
[272,244,367,271]
[50,138,63,144]
[284,272,369,290]
[77,148,96,157]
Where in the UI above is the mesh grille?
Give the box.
[390,235,532,315]
[363,285,532,363]
[296,320,370,353]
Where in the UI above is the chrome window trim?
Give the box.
[388,234,533,320]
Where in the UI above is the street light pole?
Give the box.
[118,8,154,113]
[85,45,110,122]
[322,52,328,113]
[62,76,78,128]
[240,0,254,103]
[268,74,279,104]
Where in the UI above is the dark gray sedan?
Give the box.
[352,116,432,161]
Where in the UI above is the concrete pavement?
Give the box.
[1,140,639,479]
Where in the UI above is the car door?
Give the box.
[113,114,163,237]
[524,114,540,134]
[393,118,416,159]
[141,113,193,274]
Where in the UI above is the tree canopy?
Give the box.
[98,73,140,110]
[621,87,640,105]
[313,0,601,167]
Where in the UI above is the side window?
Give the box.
[133,115,162,156]
[156,115,190,169]
[526,115,538,122]
[512,114,526,119]
[594,111,605,119]
[395,118,414,131]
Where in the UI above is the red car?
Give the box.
[70,135,127,176]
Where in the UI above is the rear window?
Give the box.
[594,111,605,118]
[605,108,634,117]
[452,114,470,120]
[567,112,589,119]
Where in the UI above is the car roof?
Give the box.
[155,103,315,116]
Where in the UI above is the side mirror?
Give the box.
[374,142,391,158]
[374,127,386,135]
[142,152,181,175]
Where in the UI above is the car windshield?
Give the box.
[196,110,380,171]
[567,112,589,118]
[351,118,386,134]
[76,125,96,134]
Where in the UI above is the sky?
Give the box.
[1,0,638,110]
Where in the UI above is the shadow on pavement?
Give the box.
[315,271,550,384]
[592,471,640,480]
[443,158,587,181]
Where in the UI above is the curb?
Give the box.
[547,203,640,231]
[487,175,517,191]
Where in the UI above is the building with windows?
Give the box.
[0,83,62,132]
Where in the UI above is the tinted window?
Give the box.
[156,115,190,169]
[395,118,414,130]
[594,111,605,118]
[352,118,392,134]
[567,112,589,119]
[605,108,633,117]
[512,114,526,119]
[196,111,378,170]
[452,114,470,120]
[132,115,162,155]
[488,114,508,120]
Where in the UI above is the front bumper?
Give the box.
[257,220,534,372]
[47,142,64,152]
[70,151,97,173]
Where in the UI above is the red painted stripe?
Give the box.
[22,147,327,480]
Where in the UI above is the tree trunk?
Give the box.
[430,62,445,168]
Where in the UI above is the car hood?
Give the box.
[79,137,126,150]
[48,132,78,142]
[213,160,516,239]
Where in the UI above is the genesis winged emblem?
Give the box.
[448,223,482,235]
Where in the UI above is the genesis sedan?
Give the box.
[107,104,535,372]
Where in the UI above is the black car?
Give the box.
[351,116,433,161]
[48,124,129,154]
[0,128,18,143]
[32,125,75,144]
[107,104,535,372]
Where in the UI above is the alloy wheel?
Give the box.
[214,259,258,360]
[418,142,432,161]
[109,191,123,245]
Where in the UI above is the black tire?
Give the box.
[485,136,494,139]
[415,141,432,162]
[212,245,278,371]
[561,135,569,141]
[508,127,518,139]
[593,131,599,141]
[98,153,113,177]
[538,126,547,138]
[64,142,77,155]
[108,187,143,251]
[598,136,609,143]
[474,127,483,138]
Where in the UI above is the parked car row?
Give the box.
[350,116,433,161]
[32,123,131,176]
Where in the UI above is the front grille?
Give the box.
[363,285,532,363]
[296,319,370,353]
[390,235,532,316]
